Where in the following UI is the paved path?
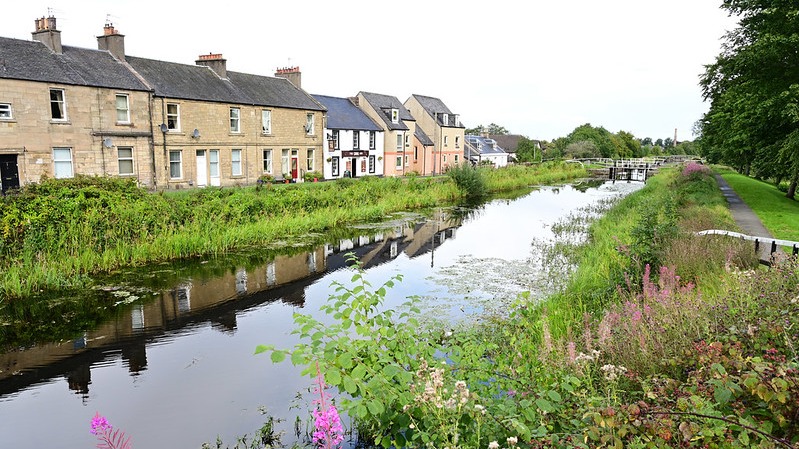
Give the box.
[713,173,776,261]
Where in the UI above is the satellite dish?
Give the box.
[192,129,200,139]
[102,138,113,148]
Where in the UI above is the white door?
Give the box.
[209,150,220,186]
[196,149,207,187]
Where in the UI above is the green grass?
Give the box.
[718,169,799,241]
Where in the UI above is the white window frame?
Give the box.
[390,109,399,124]
[396,134,403,151]
[353,131,360,149]
[442,113,449,125]
[262,149,273,173]
[231,149,242,176]
[53,147,73,178]
[369,131,375,149]
[305,113,315,135]
[230,107,241,133]
[369,155,375,173]
[261,109,272,134]
[306,148,315,171]
[116,94,130,124]
[117,147,134,176]
[332,130,339,150]
[331,156,340,177]
[395,155,402,169]
[167,103,180,131]
[50,89,67,121]
[169,150,183,179]
[282,149,290,176]
[0,103,13,120]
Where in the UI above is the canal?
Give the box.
[0,180,642,448]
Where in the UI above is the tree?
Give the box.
[641,137,653,146]
[465,123,510,136]
[700,0,799,198]
[565,124,616,158]
[515,137,540,163]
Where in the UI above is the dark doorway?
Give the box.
[0,154,20,193]
[351,158,358,178]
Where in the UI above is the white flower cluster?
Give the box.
[575,349,601,364]
[601,364,628,381]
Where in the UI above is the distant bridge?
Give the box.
[568,155,701,181]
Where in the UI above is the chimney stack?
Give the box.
[275,66,301,89]
[32,16,62,54]
[97,22,126,61]
[196,53,227,79]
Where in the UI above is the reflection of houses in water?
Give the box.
[0,211,461,397]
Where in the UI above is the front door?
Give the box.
[209,150,220,186]
[291,157,298,180]
[0,155,20,193]
[196,150,207,187]
[352,158,359,178]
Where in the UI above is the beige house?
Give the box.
[0,17,325,191]
[355,92,417,177]
[404,94,466,173]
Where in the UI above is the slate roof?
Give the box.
[124,57,324,110]
[465,135,508,156]
[311,95,381,130]
[359,91,414,131]
[410,94,464,128]
[0,36,149,91]
[489,134,524,153]
[415,127,434,146]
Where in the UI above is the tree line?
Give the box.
[466,122,697,163]
[697,0,799,199]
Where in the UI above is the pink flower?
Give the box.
[90,412,112,435]
[312,405,344,448]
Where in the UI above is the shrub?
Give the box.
[446,163,487,198]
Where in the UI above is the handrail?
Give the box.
[696,229,799,249]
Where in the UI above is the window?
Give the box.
[369,155,375,173]
[369,131,375,149]
[442,113,449,125]
[405,134,409,147]
[444,136,448,147]
[116,94,130,123]
[395,156,402,168]
[167,103,180,131]
[262,149,273,173]
[169,150,182,179]
[305,113,314,135]
[306,148,315,171]
[53,148,73,178]
[209,150,220,179]
[405,155,409,166]
[230,107,241,133]
[282,149,290,175]
[443,155,448,163]
[332,156,340,176]
[331,130,339,150]
[455,154,459,164]
[117,147,134,175]
[455,136,460,148]
[396,134,403,151]
[50,89,66,120]
[353,132,359,149]
[414,146,418,161]
[360,159,367,173]
[390,108,399,124]
[231,149,242,176]
[262,110,271,134]
[0,103,13,119]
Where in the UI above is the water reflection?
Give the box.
[0,208,462,397]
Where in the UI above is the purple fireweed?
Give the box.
[312,362,344,449]
[89,412,132,449]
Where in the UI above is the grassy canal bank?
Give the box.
[264,163,798,449]
[0,163,586,300]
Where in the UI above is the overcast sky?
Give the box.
[3,1,738,142]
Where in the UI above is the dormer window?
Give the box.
[442,113,449,125]
[390,108,399,124]
[454,115,460,127]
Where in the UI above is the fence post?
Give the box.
[755,238,760,254]
[771,240,777,255]
[794,244,798,257]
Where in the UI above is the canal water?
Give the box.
[0,180,642,448]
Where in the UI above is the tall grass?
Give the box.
[0,166,585,300]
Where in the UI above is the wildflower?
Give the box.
[312,405,344,448]
[90,412,112,435]
[507,436,518,447]
[488,441,500,449]
[475,404,486,414]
